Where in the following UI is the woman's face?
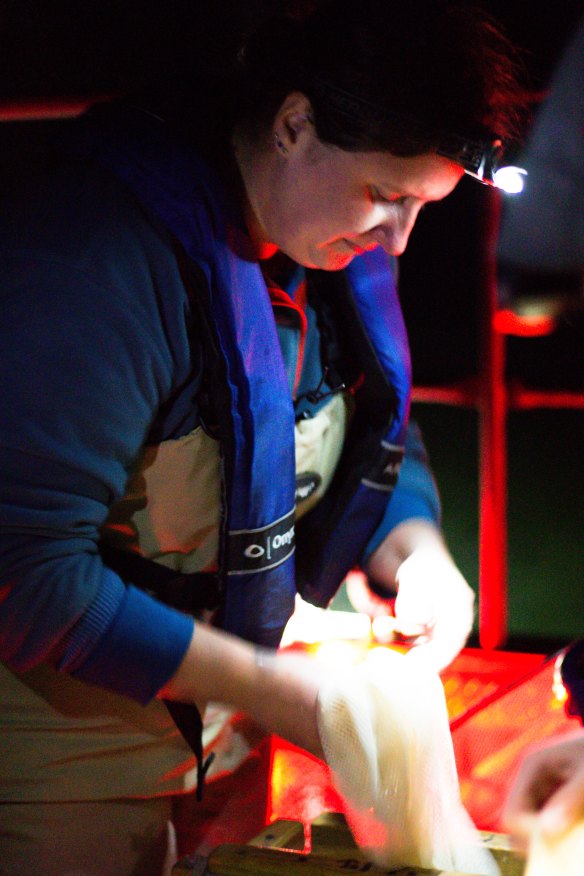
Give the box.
[238,96,464,270]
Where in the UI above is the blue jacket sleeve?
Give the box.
[0,165,196,704]
[362,419,441,563]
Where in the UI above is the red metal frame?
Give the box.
[414,188,584,649]
[477,192,508,648]
[0,96,112,121]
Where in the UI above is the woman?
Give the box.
[0,0,526,871]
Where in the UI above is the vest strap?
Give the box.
[98,543,221,614]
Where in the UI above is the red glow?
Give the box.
[268,742,344,836]
[493,308,557,337]
[452,656,580,830]
[185,646,577,852]
[479,298,508,649]
[0,95,114,121]
[266,646,574,834]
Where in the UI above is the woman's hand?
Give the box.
[158,622,324,760]
[391,545,475,671]
[362,520,475,671]
[502,731,584,851]
[250,647,325,758]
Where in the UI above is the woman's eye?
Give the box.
[369,187,405,205]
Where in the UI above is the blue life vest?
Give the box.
[65,104,411,647]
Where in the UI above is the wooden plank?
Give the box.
[206,843,476,875]
[248,819,306,851]
[172,817,526,876]
[480,833,525,876]
[172,854,208,876]
[309,813,524,876]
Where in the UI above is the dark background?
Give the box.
[0,1,582,649]
[0,1,580,94]
[0,1,582,384]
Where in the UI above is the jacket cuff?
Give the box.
[61,577,194,704]
[362,490,440,565]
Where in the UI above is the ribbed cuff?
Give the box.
[58,569,127,673]
[62,578,194,704]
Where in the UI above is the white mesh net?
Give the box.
[316,647,499,875]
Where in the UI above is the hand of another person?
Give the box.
[502,731,584,851]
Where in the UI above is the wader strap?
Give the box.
[164,700,216,801]
[98,543,221,614]
[99,542,219,798]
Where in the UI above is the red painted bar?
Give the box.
[0,95,113,121]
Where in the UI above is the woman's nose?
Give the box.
[369,201,423,256]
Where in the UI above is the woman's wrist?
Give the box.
[158,622,259,709]
[366,518,445,586]
[252,647,324,757]
[159,621,324,758]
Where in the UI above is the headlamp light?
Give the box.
[438,135,527,194]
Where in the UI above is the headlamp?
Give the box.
[438,135,527,194]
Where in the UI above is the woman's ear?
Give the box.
[275,92,314,150]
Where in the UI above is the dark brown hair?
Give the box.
[235,0,528,154]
